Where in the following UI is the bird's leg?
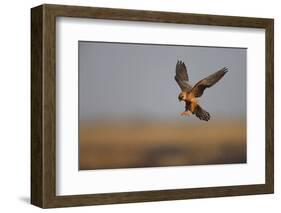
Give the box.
[180,110,191,116]
[189,98,197,113]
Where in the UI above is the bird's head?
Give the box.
[178,92,187,102]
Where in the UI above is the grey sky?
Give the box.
[79,41,246,122]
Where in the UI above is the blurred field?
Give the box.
[79,120,246,170]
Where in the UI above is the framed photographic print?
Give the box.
[31,4,274,208]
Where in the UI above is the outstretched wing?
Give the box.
[174,60,192,92]
[193,105,210,121]
[191,67,228,97]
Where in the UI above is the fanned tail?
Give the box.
[193,105,210,121]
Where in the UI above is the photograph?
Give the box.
[30,4,274,208]
[78,41,247,170]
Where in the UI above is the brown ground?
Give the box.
[79,120,246,170]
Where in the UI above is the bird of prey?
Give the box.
[175,60,228,121]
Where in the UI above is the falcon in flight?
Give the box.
[175,60,228,121]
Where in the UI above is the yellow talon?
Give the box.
[180,111,191,116]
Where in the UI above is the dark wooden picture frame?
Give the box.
[31,4,274,208]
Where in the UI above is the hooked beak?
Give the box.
[178,97,183,102]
